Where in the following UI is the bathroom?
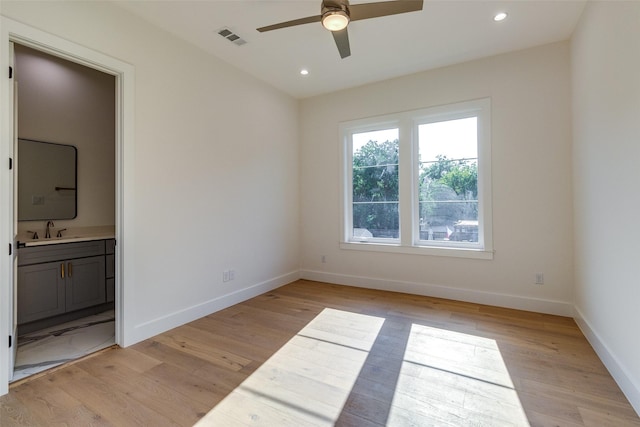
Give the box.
[11,43,116,381]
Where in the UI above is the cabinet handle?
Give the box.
[61,263,65,279]
[68,262,72,277]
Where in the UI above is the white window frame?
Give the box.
[340,98,493,260]
[343,119,402,245]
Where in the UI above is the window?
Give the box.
[341,99,492,259]
[351,128,399,243]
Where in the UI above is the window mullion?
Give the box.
[398,119,414,246]
[343,132,354,242]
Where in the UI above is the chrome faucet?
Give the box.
[45,220,54,239]
[56,228,67,238]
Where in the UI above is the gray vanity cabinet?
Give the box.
[18,240,107,325]
[105,239,115,303]
[65,256,106,312]
[18,262,66,324]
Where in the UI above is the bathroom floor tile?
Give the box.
[12,310,115,382]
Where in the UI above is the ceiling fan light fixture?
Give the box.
[322,10,350,32]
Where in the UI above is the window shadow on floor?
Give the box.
[335,315,411,426]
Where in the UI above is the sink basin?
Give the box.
[18,226,115,247]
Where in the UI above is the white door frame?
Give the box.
[0,17,135,396]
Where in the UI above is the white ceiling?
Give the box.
[116,0,586,99]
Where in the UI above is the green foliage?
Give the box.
[352,140,399,236]
[352,140,398,202]
[422,154,454,181]
[440,163,477,199]
[421,155,477,198]
[419,156,478,226]
[351,144,478,235]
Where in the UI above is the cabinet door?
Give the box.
[65,256,106,312]
[18,262,66,324]
[106,254,115,279]
[106,278,115,303]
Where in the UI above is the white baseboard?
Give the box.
[301,270,574,317]
[124,270,300,346]
[574,306,640,417]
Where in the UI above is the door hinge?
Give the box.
[9,66,13,79]
[9,243,12,256]
[9,157,13,170]
[8,335,12,348]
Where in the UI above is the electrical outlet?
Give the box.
[223,270,230,282]
[535,273,544,285]
[321,255,326,263]
[229,270,235,281]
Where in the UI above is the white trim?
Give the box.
[301,269,573,317]
[340,119,402,246]
[0,17,135,395]
[126,271,300,345]
[340,241,494,259]
[0,22,14,392]
[573,306,640,416]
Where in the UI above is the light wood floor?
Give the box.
[1,280,639,426]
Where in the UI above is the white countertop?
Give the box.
[18,226,115,247]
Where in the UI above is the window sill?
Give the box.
[340,241,494,260]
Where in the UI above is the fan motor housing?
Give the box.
[322,1,350,18]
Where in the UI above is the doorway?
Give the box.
[11,43,116,382]
[1,17,134,395]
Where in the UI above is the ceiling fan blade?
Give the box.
[349,0,423,22]
[332,28,351,59]
[257,15,321,32]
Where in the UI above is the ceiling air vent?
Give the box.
[217,28,247,46]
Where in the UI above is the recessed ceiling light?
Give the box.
[494,12,508,22]
[300,69,309,76]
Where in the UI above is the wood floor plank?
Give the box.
[516,376,640,421]
[77,355,209,425]
[334,411,384,427]
[198,389,332,427]
[1,279,638,426]
[153,330,252,371]
[0,391,44,426]
[579,405,640,427]
[191,315,292,352]
[10,379,111,426]
[175,323,275,363]
[525,410,586,427]
[56,365,180,426]
[132,339,209,375]
[96,345,164,374]
[144,362,235,406]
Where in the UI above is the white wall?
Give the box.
[571,1,640,413]
[1,1,300,341]
[300,42,574,315]
[15,44,115,230]
[1,0,638,413]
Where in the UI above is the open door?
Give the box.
[8,41,18,381]
[2,19,134,394]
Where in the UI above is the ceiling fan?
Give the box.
[257,0,424,59]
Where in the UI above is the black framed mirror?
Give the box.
[18,138,77,221]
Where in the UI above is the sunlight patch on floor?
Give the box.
[195,309,530,426]
[194,308,385,426]
[387,323,530,426]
